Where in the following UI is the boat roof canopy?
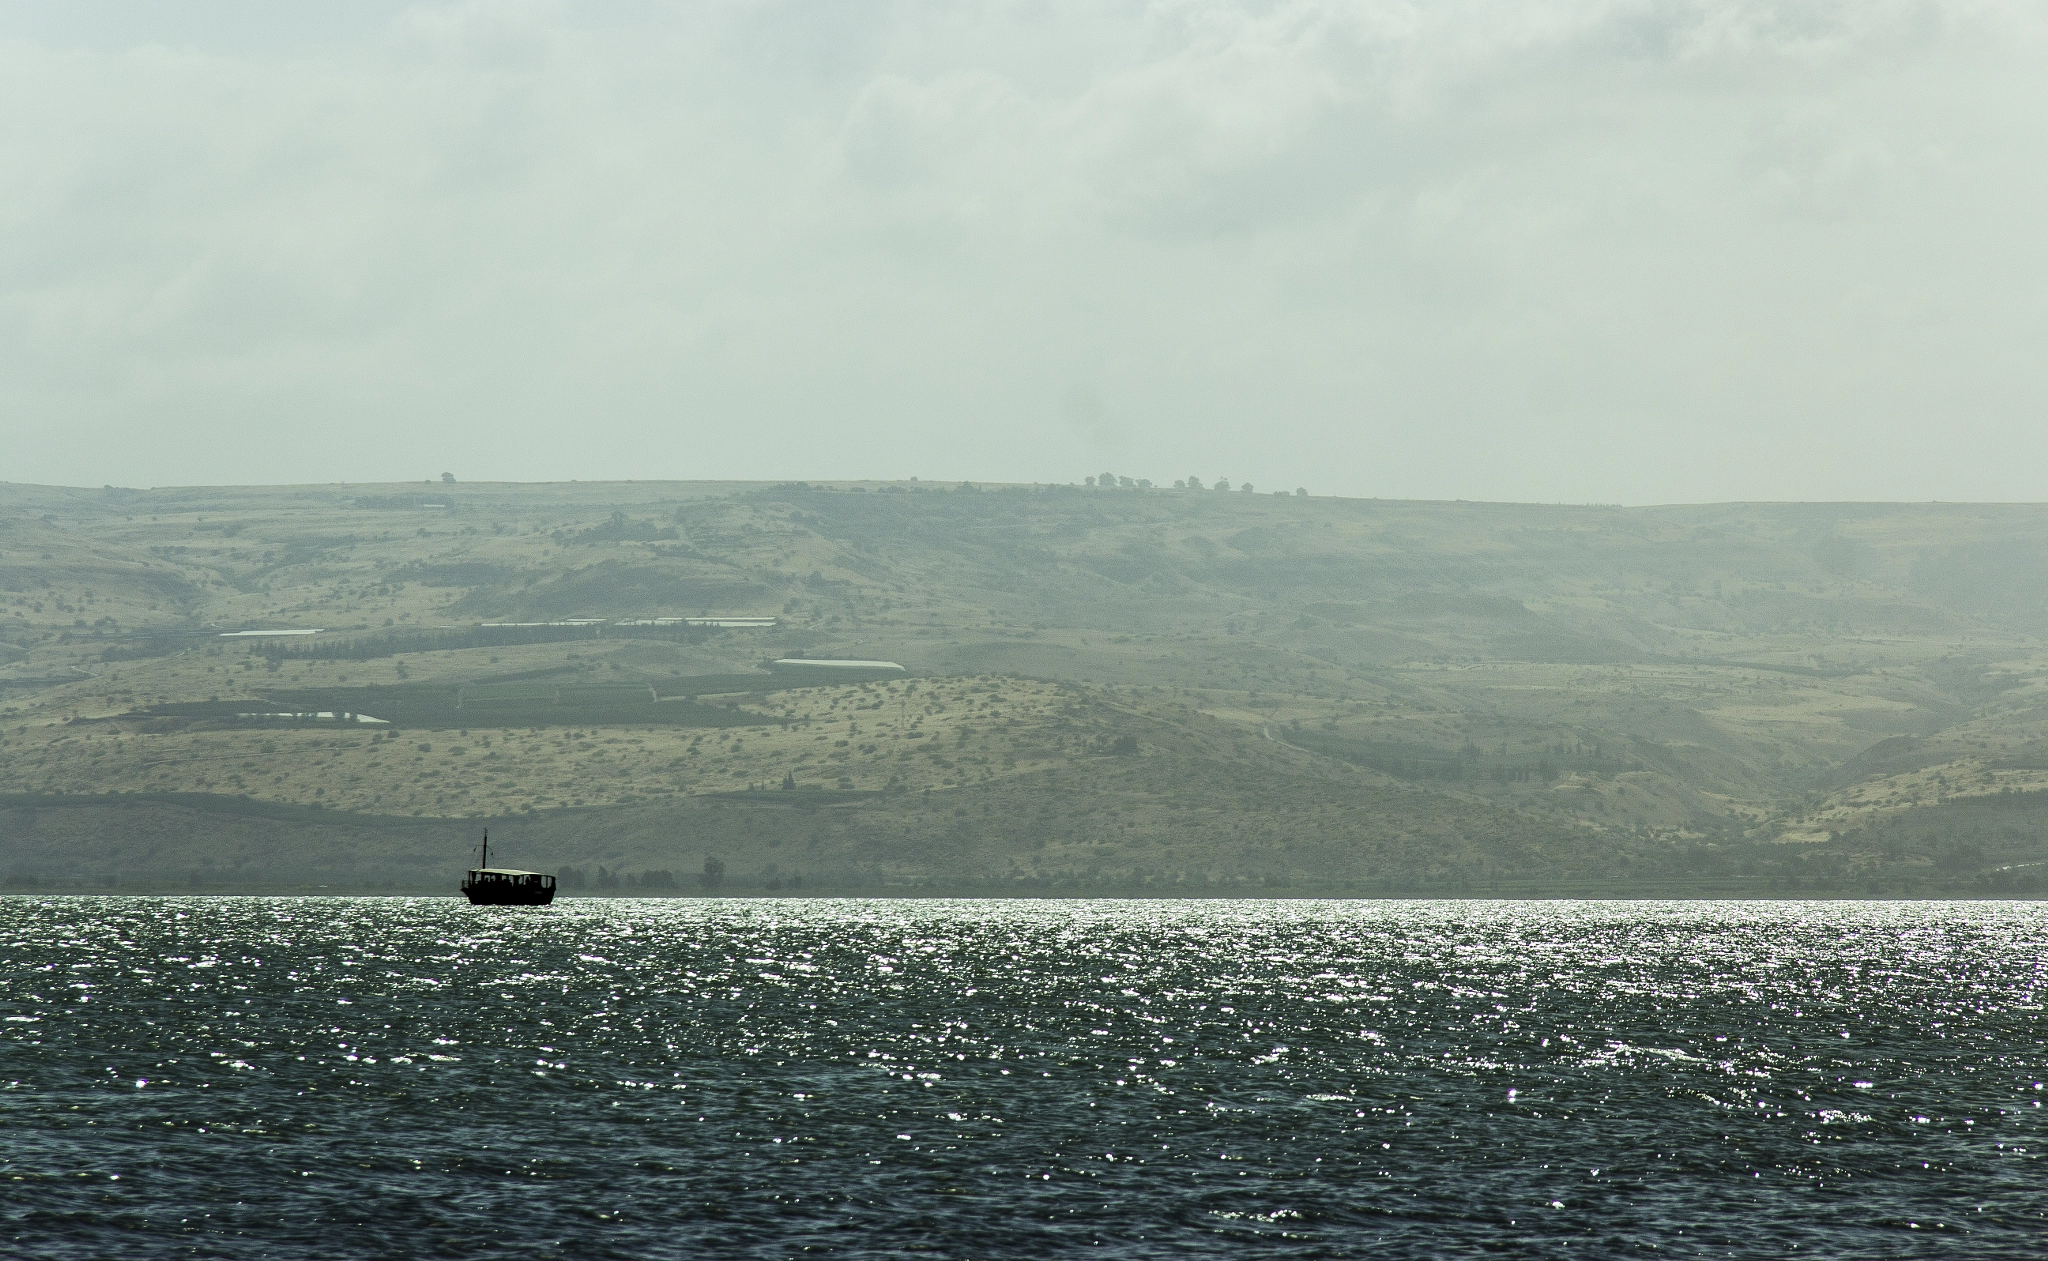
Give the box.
[469,867,549,878]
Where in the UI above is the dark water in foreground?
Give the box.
[2,898,2043,1258]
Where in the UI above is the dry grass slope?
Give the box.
[6,480,2048,895]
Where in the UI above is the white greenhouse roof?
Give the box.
[772,658,904,671]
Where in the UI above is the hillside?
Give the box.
[5,478,2048,896]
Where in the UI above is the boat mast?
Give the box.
[482,827,488,870]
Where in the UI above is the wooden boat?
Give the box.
[460,829,556,906]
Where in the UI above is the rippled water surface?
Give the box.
[3,897,2044,1258]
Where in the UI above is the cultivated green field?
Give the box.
[5,478,2048,896]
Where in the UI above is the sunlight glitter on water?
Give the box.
[2,897,2045,1257]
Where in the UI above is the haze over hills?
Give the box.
[4,478,2048,896]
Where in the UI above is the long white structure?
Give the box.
[771,658,904,671]
[478,620,606,628]
[234,710,389,724]
[478,617,776,629]
[614,616,777,628]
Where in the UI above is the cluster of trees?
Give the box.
[563,511,679,544]
[545,856,811,895]
[1084,471,1309,496]
[554,864,679,891]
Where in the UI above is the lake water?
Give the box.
[3,897,2043,1257]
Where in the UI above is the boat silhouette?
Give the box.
[460,828,556,906]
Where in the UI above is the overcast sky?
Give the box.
[4,1,2045,502]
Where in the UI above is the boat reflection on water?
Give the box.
[460,828,556,906]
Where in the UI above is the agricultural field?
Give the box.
[6,478,2048,895]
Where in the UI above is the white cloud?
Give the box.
[2,1,2045,500]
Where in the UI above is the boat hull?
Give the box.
[463,884,556,906]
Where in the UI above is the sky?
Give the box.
[4,0,2046,503]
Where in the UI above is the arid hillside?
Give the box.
[5,479,2048,895]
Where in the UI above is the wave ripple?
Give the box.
[3,897,2044,1257]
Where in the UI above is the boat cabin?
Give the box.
[461,867,557,906]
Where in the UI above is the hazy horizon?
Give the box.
[11,473,2048,512]
[7,2,2046,504]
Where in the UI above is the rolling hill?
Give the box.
[5,478,2048,896]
